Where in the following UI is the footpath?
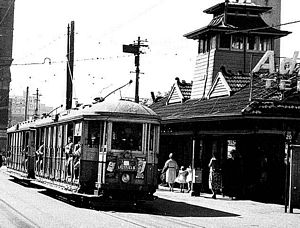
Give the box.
[154,185,300,228]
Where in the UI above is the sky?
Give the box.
[9,0,300,108]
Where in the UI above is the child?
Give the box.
[186,165,193,193]
[175,166,187,193]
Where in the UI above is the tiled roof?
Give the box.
[177,81,192,100]
[224,73,251,92]
[184,10,290,40]
[150,73,300,123]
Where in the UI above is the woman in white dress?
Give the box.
[162,153,178,192]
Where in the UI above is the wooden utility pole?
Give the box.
[66,21,75,110]
[123,36,148,103]
[24,86,29,121]
[33,88,41,118]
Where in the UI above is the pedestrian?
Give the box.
[175,166,187,192]
[208,152,222,199]
[162,153,178,192]
[224,149,243,199]
[186,165,193,193]
[65,136,74,180]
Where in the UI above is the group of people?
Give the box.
[161,153,193,193]
[161,150,243,199]
[35,136,81,181]
[65,136,81,181]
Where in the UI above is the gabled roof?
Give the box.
[166,78,192,105]
[208,72,232,99]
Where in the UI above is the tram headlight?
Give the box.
[121,173,130,183]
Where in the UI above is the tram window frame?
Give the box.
[86,120,101,148]
[111,122,142,152]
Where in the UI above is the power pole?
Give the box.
[33,88,41,118]
[66,21,75,110]
[123,36,148,103]
[24,86,29,121]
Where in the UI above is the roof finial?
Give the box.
[224,0,229,25]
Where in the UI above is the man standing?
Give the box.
[65,136,74,180]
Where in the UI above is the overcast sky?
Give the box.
[10,0,300,108]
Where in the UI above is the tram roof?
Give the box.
[8,99,160,132]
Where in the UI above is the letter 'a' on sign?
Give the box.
[123,44,139,54]
[252,50,275,74]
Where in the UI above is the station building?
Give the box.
[151,0,300,207]
[0,0,14,154]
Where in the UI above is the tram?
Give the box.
[6,99,160,203]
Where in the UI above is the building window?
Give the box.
[198,39,204,53]
[198,38,209,53]
[259,37,272,51]
[232,35,244,50]
[210,36,217,50]
[247,35,258,51]
[219,33,231,49]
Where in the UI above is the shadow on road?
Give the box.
[143,197,239,217]
[38,189,239,218]
[7,176,238,218]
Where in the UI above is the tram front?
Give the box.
[79,99,160,201]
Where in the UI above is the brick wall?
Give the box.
[0,0,15,153]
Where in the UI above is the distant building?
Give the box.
[0,0,15,153]
[8,91,53,126]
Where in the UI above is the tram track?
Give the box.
[96,203,205,228]
[0,197,40,228]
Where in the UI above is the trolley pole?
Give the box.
[123,36,148,103]
[24,86,29,121]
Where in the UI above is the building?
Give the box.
[0,0,14,153]
[9,91,53,127]
[151,0,300,208]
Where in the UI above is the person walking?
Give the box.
[208,152,222,199]
[186,165,193,193]
[162,153,178,192]
[175,166,188,193]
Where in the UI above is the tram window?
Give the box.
[111,122,142,151]
[149,125,154,151]
[87,121,100,148]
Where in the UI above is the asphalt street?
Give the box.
[0,166,299,228]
